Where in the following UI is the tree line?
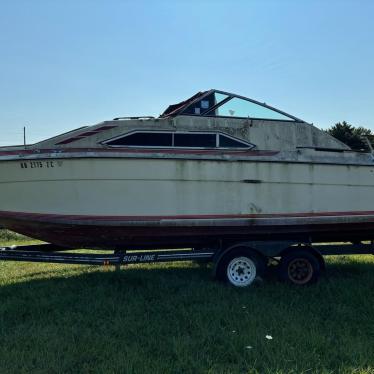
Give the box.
[326,121,373,151]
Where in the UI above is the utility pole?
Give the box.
[23,126,26,149]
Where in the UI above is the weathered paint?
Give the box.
[0,155,374,217]
[18,115,349,151]
[0,93,371,248]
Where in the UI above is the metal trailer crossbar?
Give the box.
[0,241,374,286]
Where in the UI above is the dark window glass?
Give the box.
[219,135,249,148]
[182,92,229,116]
[107,132,172,147]
[174,133,217,148]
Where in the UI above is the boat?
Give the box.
[1,89,374,250]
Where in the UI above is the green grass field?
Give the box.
[0,231,373,373]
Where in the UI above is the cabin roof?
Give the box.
[160,89,304,122]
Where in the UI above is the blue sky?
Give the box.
[0,0,373,145]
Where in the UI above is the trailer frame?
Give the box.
[1,240,373,286]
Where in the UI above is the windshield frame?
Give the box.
[161,89,304,122]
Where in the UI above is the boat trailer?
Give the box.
[0,241,373,287]
[0,244,215,266]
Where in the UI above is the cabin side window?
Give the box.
[218,134,250,148]
[106,132,173,147]
[104,131,254,149]
[174,133,216,148]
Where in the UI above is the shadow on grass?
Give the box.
[0,260,373,373]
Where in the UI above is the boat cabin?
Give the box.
[32,90,349,152]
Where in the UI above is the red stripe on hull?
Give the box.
[0,148,278,158]
[1,210,374,222]
[2,210,374,249]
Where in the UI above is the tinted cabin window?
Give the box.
[174,133,217,148]
[219,134,249,148]
[107,132,172,147]
[105,131,252,149]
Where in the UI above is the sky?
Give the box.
[0,0,373,146]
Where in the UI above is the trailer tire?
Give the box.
[279,250,320,285]
[216,248,265,287]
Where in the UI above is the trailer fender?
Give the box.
[279,245,326,271]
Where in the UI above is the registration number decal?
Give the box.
[20,160,63,169]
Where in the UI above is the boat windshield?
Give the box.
[160,89,301,122]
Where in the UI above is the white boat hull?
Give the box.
[1,152,374,248]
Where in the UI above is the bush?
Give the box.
[0,229,29,241]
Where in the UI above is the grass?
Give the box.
[0,234,373,373]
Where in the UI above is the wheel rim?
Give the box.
[287,258,313,285]
[227,256,257,287]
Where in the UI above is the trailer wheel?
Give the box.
[217,248,265,287]
[279,250,320,285]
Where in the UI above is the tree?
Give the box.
[326,121,372,151]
